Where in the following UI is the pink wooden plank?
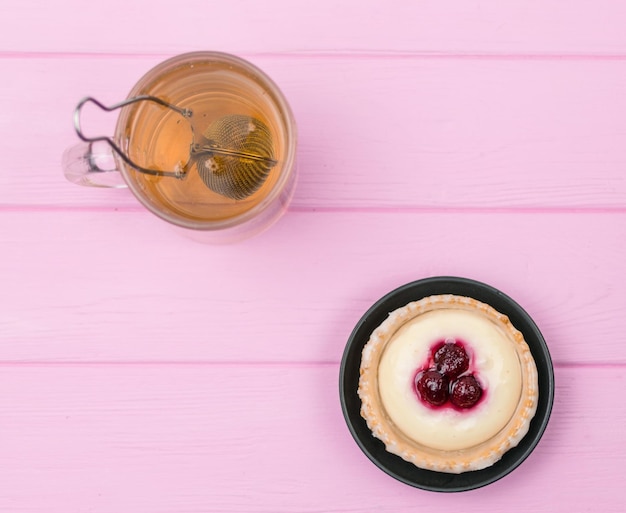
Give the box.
[3,56,626,210]
[1,210,624,363]
[2,1,626,55]
[0,364,622,512]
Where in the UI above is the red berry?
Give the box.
[415,370,449,407]
[450,375,483,409]
[434,341,470,379]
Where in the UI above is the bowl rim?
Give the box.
[339,276,555,492]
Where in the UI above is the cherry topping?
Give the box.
[415,370,449,406]
[434,341,470,379]
[450,375,483,409]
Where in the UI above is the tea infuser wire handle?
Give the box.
[73,96,193,179]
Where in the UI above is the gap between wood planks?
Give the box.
[3,205,626,214]
[0,360,621,368]
[3,50,626,61]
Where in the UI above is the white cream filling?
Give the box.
[378,308,522,452]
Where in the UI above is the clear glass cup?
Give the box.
[62,52,297,242]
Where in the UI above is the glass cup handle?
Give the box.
[62,140,128,188]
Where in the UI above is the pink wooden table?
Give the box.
[2,1,626,510]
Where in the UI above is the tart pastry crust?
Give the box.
[358,294,538,474]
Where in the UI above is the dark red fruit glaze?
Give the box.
[413,338,485,411]
[415,370,449,406]
[450,374,483,409]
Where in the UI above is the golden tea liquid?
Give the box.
[116,54,294,228]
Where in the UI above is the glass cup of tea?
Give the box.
[62,52,297,242]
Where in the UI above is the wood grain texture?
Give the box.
[1,210,624,364]
[2,1,625,511]
[2,0,626,55]
[3,56,626,209]
[0,365,622,512]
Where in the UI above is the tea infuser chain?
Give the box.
[189,143,277,165]
[73,95,193,178]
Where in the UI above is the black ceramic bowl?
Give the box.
[339,276,554,492]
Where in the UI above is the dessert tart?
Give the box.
[358,294,539,474]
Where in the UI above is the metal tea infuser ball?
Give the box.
[197,114,274,200]
[73,96,277,200]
